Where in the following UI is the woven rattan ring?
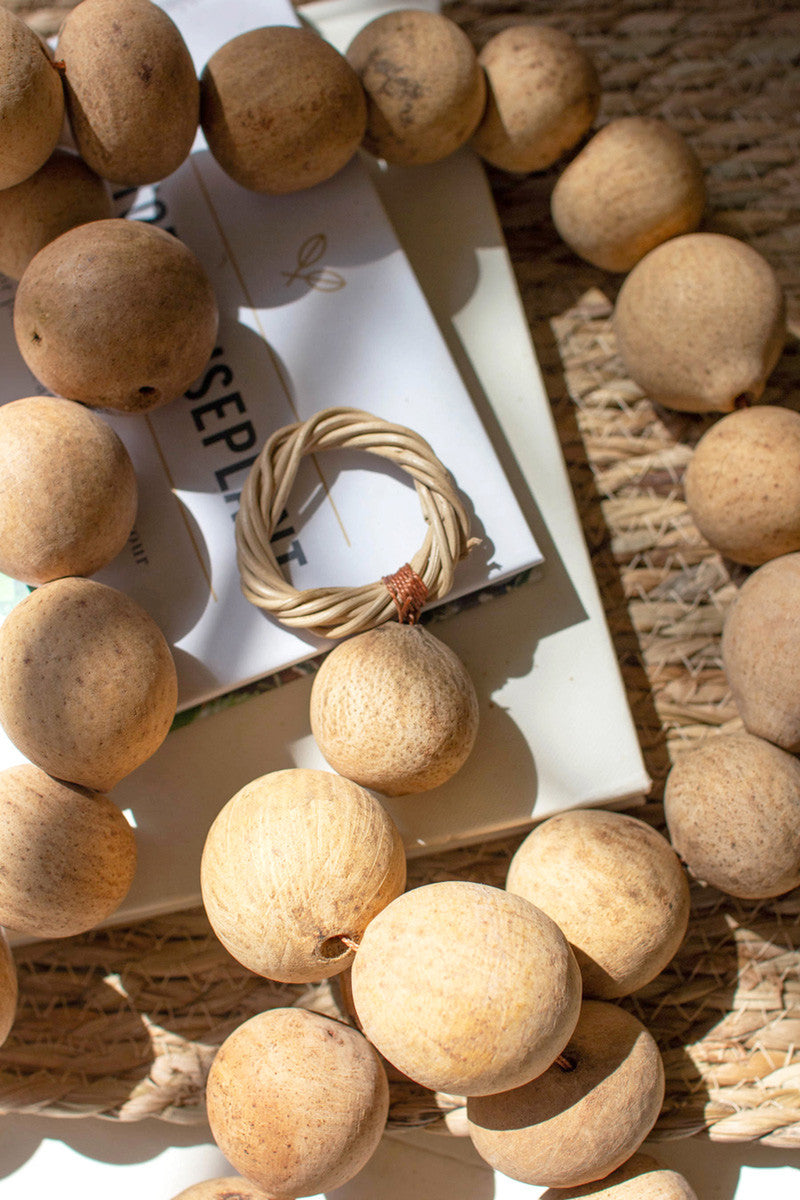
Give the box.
[235,406,478,639]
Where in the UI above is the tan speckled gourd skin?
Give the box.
[0,931,17,1049]
[350,881,582,1097]
[0,396,137,586]
[721,553,800,752]
[684,405,800,567]
[170,1179,273,1200]
[506,809,691,999]
[551,116,706,273]
[467,1001,665,1190]
[347,9,486,166]
[13,218,219,413]
[310,622,479,795]
[539,1151,697,1199]
[0,148,112,281]
[471,25,600,174]
[0,576,178,792]
[612,232,786,413]
[664,732,800,899]
[57,0,199,187]
[201,26,367,194]
[0,7,64,190]
[201,768,406,983]
[0,763,137,937]
[205,1008,389,1200]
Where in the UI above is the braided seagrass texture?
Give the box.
[1,0,799,1148]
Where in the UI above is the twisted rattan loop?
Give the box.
[235,407,476,638]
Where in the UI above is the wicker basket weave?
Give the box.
[1,0,799,1150]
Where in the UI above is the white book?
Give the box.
[0,0,649,930]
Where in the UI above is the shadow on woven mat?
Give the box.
[1,0,799,1148]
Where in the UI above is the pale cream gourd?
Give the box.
[551,116,706,272]
[205,1007,389,1199]
[57,0,199,186]
[0,6,64,190]
[201,26,366,193]
[347,9,486,166]
[0,396,137,586]
[612,232,786,413]
[684,405,800,567]
[0,576,177,792]
[471,25,600,174]
[506,809,690,998]
[350,880,582,1096]
[13,218,218,413]
[310,622,479,795]
[201,768,406,983]
[0,764,137,938]
[664,732,800,898]
[539,1152,698,1199]
[721,552,800,752]
[0,148,112,281]
[467,1001,665,1189]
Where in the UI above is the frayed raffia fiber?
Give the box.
[1,0,799,1148]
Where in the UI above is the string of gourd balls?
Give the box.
[0,1,797,1198]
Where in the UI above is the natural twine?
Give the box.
[234,407,476,638]
[0,0,798,1149]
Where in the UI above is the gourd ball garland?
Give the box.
[13,218,219,414]
[0,396,137,586]
[56,0,200,187]
[550,116,706,273]
[200,768,406,983]
[0,148,112,281]
[684,405,800,567]
[310,621,479,795]
[200,25,367,194]
[346,8,486,167]
[349,881,583,1096]
[506,810,690,1000]
[0,5,64,190]
[0,576,178,793]
[539,1152,699,1200]
[467,1001,665,1189]
[470,24,600,174]
[204,1007,389,1199]
[0,764,138,938]
[612,232,787,414]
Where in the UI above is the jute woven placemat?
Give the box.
[2,0,799,1148]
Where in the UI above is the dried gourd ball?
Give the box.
[467,1000,665,1189]
[205,1007,389,1199]
[0,6,64,189]
[664,732,800,899]
[310,621,479,795]
[0,576,177,792]
[57,0,199,186]
[171,1182,271,1200]
[684,405,800,567]
[13,218,218,413]
[471,24,600,174]
[350,880,582,1096]
[551,116,706,272]
[612,232,786,413]
[0,764,137,938]
[201,768,406,983]
[201,25,366,193]
[0,396,137,586]
[0,930,17,1049]
[506,809,690,998]
[539,1151,697,1199]
[0,149,112,282]
[721,552,800,752]
[347,8,486,166]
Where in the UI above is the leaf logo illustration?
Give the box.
[282,233,345,292]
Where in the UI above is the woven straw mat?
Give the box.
[2,0,800,1151]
